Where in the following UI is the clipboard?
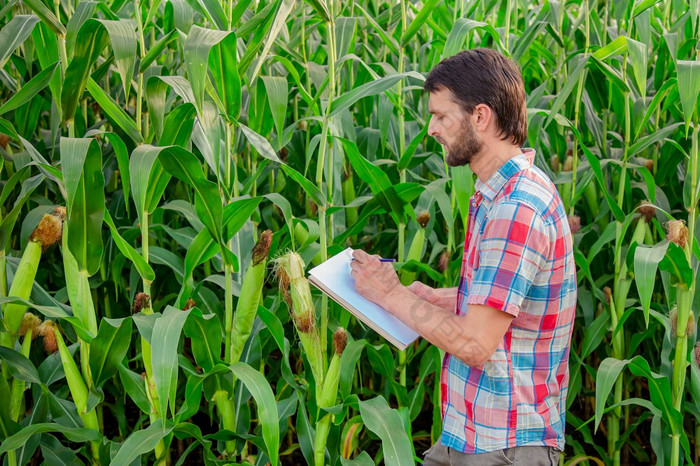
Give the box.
[308,248,420,350]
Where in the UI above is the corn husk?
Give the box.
[275,251,324,387]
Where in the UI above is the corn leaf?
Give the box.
[401,0,440,46]
[157,146,223,246]
[59,137,105,275]
[21,0,64,36]
[184,26,234,114]
[111,419,174,466]
[140,30,177,72]
[152,306,191,420]
[357,396,414,466]
[88,317,133,387]
[230,362,280,466]
[0,424,101,455]
[61,19,110,123]
[0,173,43,251]
[249,0,296,83]
[330,71,424,118]
[182,308,221,372]
[129,145,172,226]
[64,1,97,58]
[0,15,40,70]
[95,19,138,101]
[0,62,58,116]
[208,32,241,120]
[355,4,398,56]
[237,122,283,163]
[677,60,700,131]
[634,242,668,327]
[261,76,288,139]
[304,0,330,22]
[443,18,501,59]
[0,347,41,384]
[86,78,142,143]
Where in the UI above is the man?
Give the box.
[350,48,576,465]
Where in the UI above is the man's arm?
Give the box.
[406,282,458,312]
[350,250,513,366]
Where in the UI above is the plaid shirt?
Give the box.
[440,150,576,453]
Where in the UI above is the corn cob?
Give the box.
[314,328,347,466]
[275,251,324,388]
[400,211,430,286]
[9,313,41,421]
[213,390,237,458]
[229,230,272,365]
[51,322,100,462]
[1,210,63,348]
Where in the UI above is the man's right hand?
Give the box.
[407,282,458,311]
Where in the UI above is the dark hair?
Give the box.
[424,48,528,147]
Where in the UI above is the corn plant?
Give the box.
[0,0,699,464]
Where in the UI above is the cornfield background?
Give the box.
[0,0,699,464]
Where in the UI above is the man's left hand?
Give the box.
[349,249,403,309]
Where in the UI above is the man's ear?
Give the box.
[473,104,492,132]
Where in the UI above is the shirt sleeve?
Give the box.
[466,201,550,317]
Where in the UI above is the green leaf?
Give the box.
[157,146,224,247]
[443,18,501,59]
[177,228,221,308]
[279,164,326,208]
[634,242,668,327]
[401,0,440,45]
[238,122,283,163]
[184,25,235,114]
[208,32,241,120]
[182,308,222,372]
[86,78,143,143]
[592,36,627,60]
[89,317,133,387]
[355,4,398,56]
[60,137,105,275]
[594,357,628,431]
[329,71,425,117]
[140,30,177,73]
[358,396,414,466]
[152,306,191,419]
[580,312,609,358]
[249,0,295,83]
[230,362,280,466]
[304,0,330,22]
[21,0,65,36]
[0,424,100,455]
[0,346,41,384]
[61,19,110,123]
[398,124,428,171]
[659,241,693,286]
[677,60,700,131]
[545,54,588,129]
[96,19,138,101]
[0,173,44,252]
[118,364,151,414]
[626,38,648,100]
[111,419,174,466]
[0,62,58,116]
[0,15,40,70]
[261,76,288,138]
[129,145,172,226]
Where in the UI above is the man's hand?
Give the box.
[350,249,403,309]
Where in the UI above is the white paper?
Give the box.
[308,248,419,347]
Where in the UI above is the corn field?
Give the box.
[0,0,699,464]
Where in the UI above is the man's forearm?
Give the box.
[431,287,458,311]
[380,286,489,366]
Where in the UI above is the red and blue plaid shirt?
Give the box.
[440,150,576,453]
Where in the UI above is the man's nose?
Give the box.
[427,117,438,138]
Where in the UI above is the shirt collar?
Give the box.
[474,149,535,203]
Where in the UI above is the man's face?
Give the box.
[427,89,483,167]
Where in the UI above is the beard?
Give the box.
[443,117,483,167]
